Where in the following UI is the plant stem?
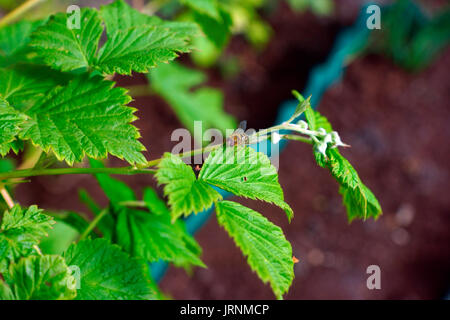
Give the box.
[0,187,14,208]
[282,134,313,144]
[0,0,45,28]
[79,209,109,241]
[118,200,147,208]
[0,167,156,181]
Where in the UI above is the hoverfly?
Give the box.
[226,121,250,146]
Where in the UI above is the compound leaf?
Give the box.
[215,201,294,299]
[199,146,293,221]
[0,205,55,273]
[64,238,155,300]
[156,153,222,221]
[0,255,76,300]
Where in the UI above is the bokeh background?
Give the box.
[2,0,449,299]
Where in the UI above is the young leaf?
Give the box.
[64,238,155,300]
[30,8,103,72]
[199,146,293,221]
[16,75,146,165]
[149,62,236,139]
[114,206,205,269]
[0,255,76,300]
[215,201,294,300]
[0,205,55,273]
[156,153,222,220]
[304,108,381,220]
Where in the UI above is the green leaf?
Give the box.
[16,75,146,165]
[100,0,200,39]
[114,206,205,268]
[156,153,222,220]
[181,0,220,19]
[96,26,191,75]
[143,187,170,216]
[191,7,232,49]
[0,97,26,154]
[314,148,382,221]
[0,205,55,273]
[96,0,194,75]
[149,62,236,140]
[0,20,43,67]
[64,238,155,300]
[30,0,198,75]
[90,159,137,202]
[304,106,332,132]
[30,8,103,72]
[0,65,71,112]
[199,146,293,221]
[215,201,294,299]
[0,255,76,300]
[290,90,310,122]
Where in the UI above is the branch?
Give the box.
[0,0,45,28]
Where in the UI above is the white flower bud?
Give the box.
[296,120,308,130]
[331,131,349,148]
[316,141,327,157]
[272,132,281,144]
[323,134,332,144]
[317,128,327,136]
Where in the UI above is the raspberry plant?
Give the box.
[0,0,381,300]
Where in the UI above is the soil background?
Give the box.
[14,0,450,299]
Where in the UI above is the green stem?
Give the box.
[0,0,45,28]
[0,167,156,181]
[282,134,313,144]
[79,209,109,241]
[118,200,147,208]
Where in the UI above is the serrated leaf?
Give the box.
[181,0,220,19]
[0,255,76,300]
[96,26,191,75]
[15,75,146,165]
[199,146,293,221]
[149,62,236,141]
[64,238,155,300]
[96,0,194,75]
[289,91,310,122]
[215,201,294,299]
[0,65,71,112]
[156,153,222,220]
[30,0,198,75]
[0,97,26,153]
[100,0,200,39]
[0,205,55,273]
[114,206,205,269]
[315,148,381,221]
[304,106,332,132]
[30,8,103,72]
